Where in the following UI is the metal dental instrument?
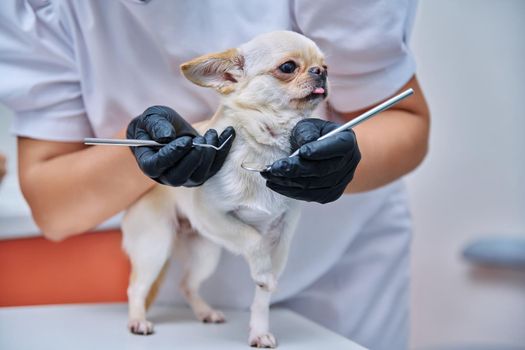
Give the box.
[84,134,233,151]
[241,88,415,173]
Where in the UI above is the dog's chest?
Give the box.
[203,141,291,233]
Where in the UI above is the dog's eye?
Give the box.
[278,61,297,74]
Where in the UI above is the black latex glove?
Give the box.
[261,118,361,204]
[127,105,235,187]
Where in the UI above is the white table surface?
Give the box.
[0,303,366,350]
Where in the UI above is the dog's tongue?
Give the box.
[313,87,325,94]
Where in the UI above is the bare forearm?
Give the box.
[346,109,429,193]
[18,130,155,241]
[342,76,430,193]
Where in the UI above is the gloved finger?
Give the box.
[203,128,219,147]
[290,118,327,151]
[131,146,159,176]
[262,170,344,190]
[209,126,236,176]
[158,137,206,186]
[298,130,357,160]
[217,126,235,149]
[141,113,178,143]
[148,105,200,138]
[126,112,171,143]
[261,173,304,189]
[266,181,340,203]
[133,136,193,178]
[264,151,359,187]
[318,119,339,134]
[133,126,159,142]
[265,156,344,178]
[126,117,140,139]
[188,131,218,184]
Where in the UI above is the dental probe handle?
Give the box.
[289,88,414,158]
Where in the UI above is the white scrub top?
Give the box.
[0,1,417,349]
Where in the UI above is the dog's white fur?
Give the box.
[122,31,327,348]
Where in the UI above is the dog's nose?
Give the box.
[308,66,323,75]
[308,66,327,83]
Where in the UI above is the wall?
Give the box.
[0,105,15,170]
[407,0,525,348]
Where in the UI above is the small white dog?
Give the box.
[122,30,328,348]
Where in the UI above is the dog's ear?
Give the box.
[180,48,244,94]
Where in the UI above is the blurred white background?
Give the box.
[407,0,525,349]
[1,0,524,349]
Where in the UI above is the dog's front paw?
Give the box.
[254,273,277,292]
[197,309,226,323]
[128,319,154,335]
[249,332,277,348]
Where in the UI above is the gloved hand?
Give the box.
[127,105,235,187]
[261,118,360,204]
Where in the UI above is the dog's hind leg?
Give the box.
[178,234,225,323]
[122,188,175,335]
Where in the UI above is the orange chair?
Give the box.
[0,230,130,307]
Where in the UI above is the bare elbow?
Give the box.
[17,137,97,241]
[36,212,101,242]
[19,182,81,242]
[33,213,76,242]
[411,120,430,172]
[418,137,430,165]
[418,110,431,166]
[41,230,68,242]
[19,189,72,241]
[22,189,92,242]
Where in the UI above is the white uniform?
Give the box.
[0,1,417,349]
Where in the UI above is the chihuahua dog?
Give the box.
[122,30,328,348]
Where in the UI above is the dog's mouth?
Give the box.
[303,86,327,100]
